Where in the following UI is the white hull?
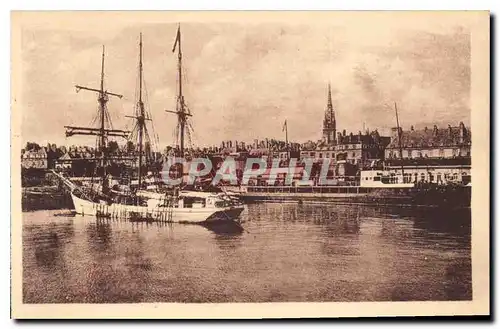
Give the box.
[70,193,244,224]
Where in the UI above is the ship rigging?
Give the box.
[165,24,194,158]
[64,45,130,194]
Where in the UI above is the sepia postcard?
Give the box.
[11,11,490,319]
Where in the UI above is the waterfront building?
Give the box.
[335,130,391,168]
[384,123,471,184]
[21,148,48,169]
[299,140,318,160]
[55,152,73,170]
[385,123,471,160]
[384,157,471,184]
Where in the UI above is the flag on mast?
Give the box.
[282,119,287,132]
[172,25,181,53]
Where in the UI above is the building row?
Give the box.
[21,83,471,185]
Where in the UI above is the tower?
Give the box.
[322,83,336,144]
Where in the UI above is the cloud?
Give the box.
[20,19,471,148]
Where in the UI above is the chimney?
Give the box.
[410,125,414,131]
[343,129,346,137]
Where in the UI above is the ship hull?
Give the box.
[70,193,244,223]
[241,185,471,209]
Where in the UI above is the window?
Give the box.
[319,153,323,158]
[437,173,442,183]
[452,149,458,157]
[352,152,356,158]
[453,173,458,181]
[429,173,434,182]
[418,152,423,158]
[408,150,413,158]
[326,153,330,158]
[420,173,425,181]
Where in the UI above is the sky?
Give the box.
[18,13,471,149]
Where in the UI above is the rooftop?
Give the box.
[388,122,470,148]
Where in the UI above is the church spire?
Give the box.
[327,82,334,121]
[322,83,336,144]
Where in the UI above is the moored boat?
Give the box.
[55,27,246,225]
[69,189,244,223]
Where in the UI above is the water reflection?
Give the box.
[86,219,112,252]
[24,221,74,270]
[23,203,472,303]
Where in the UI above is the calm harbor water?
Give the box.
[22,203,471,303]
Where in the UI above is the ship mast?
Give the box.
[124,33,153,189]
[166,24,192,158]
[99,46,106,152]
[283,119,289,159]
[65,45,129,183]
[394,102,405,179]
[138,33,145,187]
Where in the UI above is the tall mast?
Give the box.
[138,33,145,188]
[66,46,128,184]
[394,102,405,179]
[177,25,185,157]
[99,45,106,153]
[124,33,152,189]
[284,120,289,159]
[166,24,192,158]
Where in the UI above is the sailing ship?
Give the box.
[57,26,245,224]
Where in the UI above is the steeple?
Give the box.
[322,83,336,144]
[327,82,334,121]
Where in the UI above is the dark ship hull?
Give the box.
[240,184,471,209]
